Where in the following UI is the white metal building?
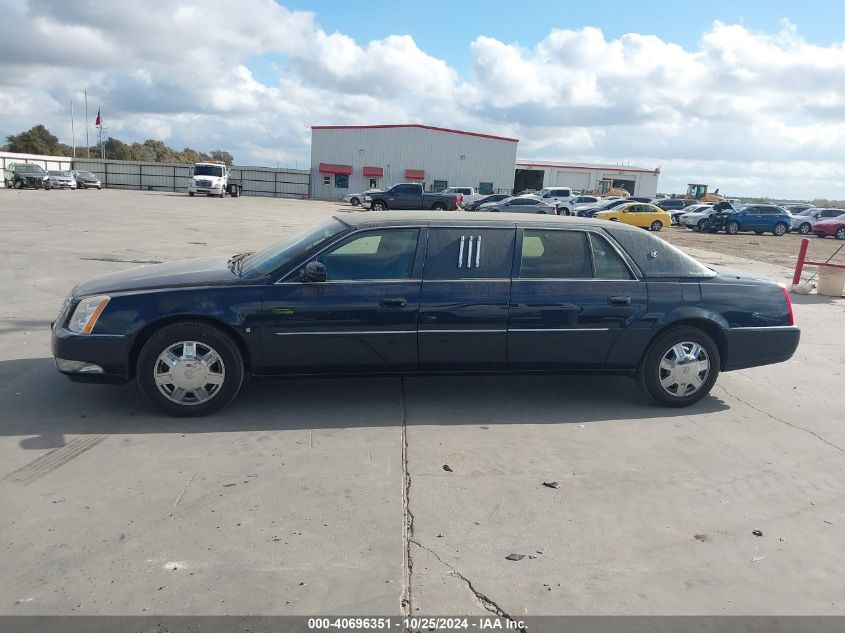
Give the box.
[514,161,660,198]
[310,124,518,199]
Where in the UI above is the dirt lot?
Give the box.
[1,189,844,617]
[659,224,844,271]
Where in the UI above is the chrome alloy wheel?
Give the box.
[658,342,710,397]
[154,341,225,405]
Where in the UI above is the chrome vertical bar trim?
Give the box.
[475,235,481,268]
[458,235,465,268]
[467,236,475,268]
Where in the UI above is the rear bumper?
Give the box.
[723,326,800,371]
[51,326,132,383]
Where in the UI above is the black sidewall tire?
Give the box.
[372,201,386,211]
[188,192,195,197]
[137,321,244,417]
[350,197,359,206]
[432,203,446,211]
[13,179,23,189]
[727,222,739,235]
[837,228,845,240]
[637,326,721,408]
[650,220,663,231]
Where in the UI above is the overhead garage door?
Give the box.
[554,171,591,191]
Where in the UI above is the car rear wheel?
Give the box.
[726,221,740,235]
[372,201,386,211]
[350,197,360,206]
[188,192,195,197]
[773,223,787,236]
[695,219,707,232]
[137,321,244,417]
[432,202,446,211]
[836,228,845,240]
[637,326,720,408]
[798,223,811,235]
[650,220,663,231]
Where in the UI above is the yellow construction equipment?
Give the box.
[686,184,725,202]
[590,178,630,197]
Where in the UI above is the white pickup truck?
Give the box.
[442,186,484,207]
[188,161,242,198]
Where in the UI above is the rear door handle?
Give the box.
[608,295,632,306]
[380,297,407,308]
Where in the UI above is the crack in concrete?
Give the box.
[410,540,526,632]
[400,378,414,616]
[718,384,845,454]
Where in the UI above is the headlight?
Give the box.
[67,295,110,334]
[363,195,372,201]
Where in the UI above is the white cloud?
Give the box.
[3,3,845,198]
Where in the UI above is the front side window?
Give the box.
[520,230,592,279]
[433,180,448,191]
[510,198,538,206]
[243,218,348,278]
[318,228,419,280]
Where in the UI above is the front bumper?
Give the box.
[189,183,225,195]
[723,326,800,371]
[51,326,132,383]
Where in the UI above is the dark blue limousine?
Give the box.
[52,212,799,416]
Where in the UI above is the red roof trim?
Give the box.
[362,166,384,177]
[405,169,425,180]
[516,161,658,175]
[312,124,518,143]
[318,163,352,175]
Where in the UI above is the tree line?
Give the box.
[3,124,234,165]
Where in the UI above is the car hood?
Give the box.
[72,256,240,297]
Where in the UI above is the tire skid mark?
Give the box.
[3,435,106,484]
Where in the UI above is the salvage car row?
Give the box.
[3,163,102,190]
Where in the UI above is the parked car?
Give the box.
[556,195,600,216]
[672,203,712,225]
[342,189,379,206]
[47,170,77,189]
[4,163,51,189]
[812,213,845,240]
[52,212,800,416]
[442,187,483,207]
[525,187,575,207]
[362,183,459,211]
[465,193,510,211]
[654,198,696,212]
[575,198,631,218]
[72,170,102,189]
[717,204,793,236]
[594,202,672,231]
[783,203,815,214]
[479,196,558,214]
[790,207,845,235]
[678,204,718,229]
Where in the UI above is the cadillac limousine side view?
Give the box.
[52,212,800,416]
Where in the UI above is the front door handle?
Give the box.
[608,295,632,306]
[380,297,407,308]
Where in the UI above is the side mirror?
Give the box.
[543,193,551,198]
[302,261,327,282]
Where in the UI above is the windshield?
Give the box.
[240,218,348,279]
[77,171,96,178]
[18,164,45,173]
[194,165,224,177]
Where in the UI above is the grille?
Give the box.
[196,179,213,188]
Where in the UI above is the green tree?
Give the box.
[104,137,132,160]
[142,139,176,163]
[5,124,63,155]
[210,149,234,165]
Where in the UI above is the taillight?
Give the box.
[781,285,794,326]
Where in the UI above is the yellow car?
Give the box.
[594,202,672,231]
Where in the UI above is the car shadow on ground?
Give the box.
[1,357,729,449]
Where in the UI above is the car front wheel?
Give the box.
[798,223,811,235]
[837,228,845,240]
[350,197,360,206]
[726,221,740,235]
[432,202,446,211]
[137,321,244,417]
[371,201,386,211]
[650,220,663,231]
[637,326,720,407]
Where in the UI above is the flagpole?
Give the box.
[84,89,90,159]
[71,98,76,159]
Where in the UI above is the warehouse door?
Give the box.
[514,169,544,193]
[554,170,591,191]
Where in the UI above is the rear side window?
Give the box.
[589,233,633,280]
[604,226,715,278]
[520,230,592,279]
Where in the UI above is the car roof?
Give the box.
[334,211,645,232]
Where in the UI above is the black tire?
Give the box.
[137,321,244,417]
[350,197,360,206]
[559,207,570,216]
[371,200,387,211]
[97,185,102,190]
[43,180,51,190]
[13,179,23,189]
[636,326,721,408]
[188,192,195,197]
[650,220,663,231]
[431,202,446,211]
[696,219,707,232]
[798,223,811,235]
[816,234,826,238]
[836,228,845,240]
[773,223,787,236]
[726,221,740,235]
[610,217,620,222]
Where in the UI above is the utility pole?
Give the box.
[71,97,76,158]
[84,89,90,158]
